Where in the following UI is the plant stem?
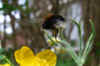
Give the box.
[78,64,83,66]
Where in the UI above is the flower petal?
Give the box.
[36,49,57,66]
[20,57,46,66]
[14,46,35,64]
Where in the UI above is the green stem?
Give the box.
[59,40,78,64]
[79,25,82,57]
[59,28,65,40]
[78,64,83,66]
[72,19,83,56]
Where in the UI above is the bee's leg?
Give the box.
[52,29,59,42]
[58,27,65,40]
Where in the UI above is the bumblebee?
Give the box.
[42,14,65,37]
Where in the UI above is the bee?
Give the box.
[42,13,65,38]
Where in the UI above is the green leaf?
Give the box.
[72,19,83,56]
[83,19,95,61]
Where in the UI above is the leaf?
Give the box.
[83,19,95,60]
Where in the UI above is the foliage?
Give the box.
[46,19,95,66]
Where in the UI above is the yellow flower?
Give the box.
[0,64,10,66]
[14,46,57,66]
[36,49,57,66]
